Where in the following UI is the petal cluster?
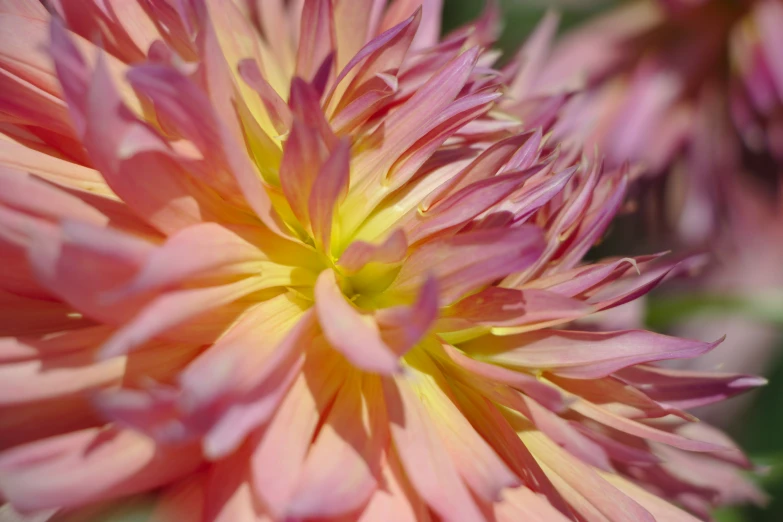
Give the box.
[0,1,764,521]
[516,0,783,243]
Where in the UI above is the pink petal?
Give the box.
[295,0,334,83]
[309,138,351,252]
[27,220,154,325]
[126,64,290,237]
[357,452,429,522]
[392,226,545,305]
[442,287,589,329]
[85,58,233,234]
[387,88,501,187]
[557,171,629,271]
[616,365,768,410]
[567,397,728,452]
[524,256,647,296]
[204,445,264,522]
[0,0,48,18]
[382,375,485,522]
[279,119,328,228]
[449,382,571,515]
[0,325,111,363]
[288,374,387,518]
[99,277,268,359]
[350,47,479,192]
[520,430,655,522]
[238,59,292,135]
[314,269,401,374]
[152,473,207,522]
[338,229,408,274]
[381,0,442,51]
[494,486,571,522]
[441,343,565,412]
[408,170,532,243]
[420,130,540,211]
[466,329,722,379]
[328,8,419,113]
[0,427,201,512]
[251,347,345,519]
[112,223,265,298]
[331,0,386,71]
[0,346,124,406]
[601,473,704,522]
[400,349,520,502]
[506,10,560,99]
[375,275,439,356]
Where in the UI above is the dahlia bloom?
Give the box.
[512,0,783,243]
[0,1,765,520]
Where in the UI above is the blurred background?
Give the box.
[441,1,782,520]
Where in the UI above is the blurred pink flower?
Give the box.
[0,1,765,520]
[510,0,782,244]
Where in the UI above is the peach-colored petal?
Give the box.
[392,226,545,304]
[467,329,722,379]
[376,275,439,356]
[0,346,124,406]
[520,429,654,522]
[0,427,201,512]
[27,220,154,324]
[152,473,207,522]
[314,269,401,374]
[357,451,430,522]
[338,228,409,274]
[383,372,485,522]
[494,486,571,522]
[112,223,266,298]
[204,444,264,522]
[617,364,768,410]
[99,277,269,359]
[250,347,345,519]
[309,138,351,252]
[288,373,387,518]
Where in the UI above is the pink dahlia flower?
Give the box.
[513,0,782,244]
[0,1,765,520]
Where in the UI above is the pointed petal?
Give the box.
[382,375,485,522]
[238,58,292,135]
[314,269,401,374]
[309,139,351,252]
[616,365,768,410]
[442,343,566,411]
[0,428,201,512]
[99,277,268,359]
[27,220,154,325]
[375,275,439,355]
[251,346,345,519]
[126,64,290,237]
[295,0,334,83]
[279,119,328,228]
[409,170,531,243]
[350,47,479,190]
[467,329,722,379]
[288,374,387,518]
[495,486,571,522]
[112,223,265,298]
[400,348,520,501]
[442,287,589,330]
[338,229,408,274]
[0,347,124,406]
[519,429,654,522]
[392,226,545,304]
